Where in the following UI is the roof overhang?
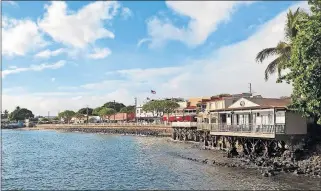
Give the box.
[210,106,288,112]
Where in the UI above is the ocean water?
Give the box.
[2,130,320,190]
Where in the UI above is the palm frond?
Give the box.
[264,57,281,81]
[255,47,278,63]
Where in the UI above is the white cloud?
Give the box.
[37,1,120,48]
[2,89,136,116]
[2,17,47,56]
[2,60,66,78]
[51,77,56,82]
[3,1,18,6]
[34,48,65,59]
[2,2,309,116]
[87,48,111,59]
[144,1,254,48]
[8,65,18,69]
[115,67,182,82]
[121,7,132,19]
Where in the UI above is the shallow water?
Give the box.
[2,130,320,190]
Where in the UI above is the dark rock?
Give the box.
[262,171,269,177]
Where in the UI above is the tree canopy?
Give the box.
[142,100,180,117]
[103,102,126,112]
[58,110,76,123]
[255,7,308,81]
[93,107,103,116]
[98,107,116,120]
[77,108,93,115]
[280,0,321,124]
[9,107,34,121]
[120,105,135,113]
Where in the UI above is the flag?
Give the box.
[151,90,156,94]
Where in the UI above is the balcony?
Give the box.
[197,123,285,138]
[171,122,198,128]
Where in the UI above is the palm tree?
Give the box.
[255,8,308,81]
[3,110,9,119]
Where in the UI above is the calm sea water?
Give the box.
[2,130,321,190]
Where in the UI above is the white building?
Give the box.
[206,97,307,138]
[135,105,163,121]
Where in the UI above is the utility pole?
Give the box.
[249,83,252,95]
[134,97,137,123]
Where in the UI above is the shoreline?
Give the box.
[15,127,321,178]
[20,125,173,137]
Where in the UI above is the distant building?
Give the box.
[109,112,135,122]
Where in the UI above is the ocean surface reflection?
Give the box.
[2,130,320,190]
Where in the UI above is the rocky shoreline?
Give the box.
[22,126,321,178]
[170,140,321,178]
[22,126,172,137]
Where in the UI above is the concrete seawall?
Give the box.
[29,124,173,137]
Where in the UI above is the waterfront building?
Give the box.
[206,97,307,138]
[162,100,198,122]
[135,105,162,123]
[111,112,135,122]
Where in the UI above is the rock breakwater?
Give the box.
[31,125,173,137]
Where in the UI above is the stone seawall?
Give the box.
[30,124,173,137]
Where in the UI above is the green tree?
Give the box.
[255,8,308,81]
[93,107,103,116]
[58,110,76,124]
[142,100,180,119]
[98,108,116,122]
[53,116,60,121]
[142,100,164,117]
[103,102,125,112]
[77,108,93,115]
[281,0,321,124]
[9,107,34,121]
[120,105,135,113]
[163,100,180,122]
[3,110,9,119]
[74,113,84,123]
[41,118,49,122]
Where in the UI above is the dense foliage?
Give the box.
[98,107,117,120]
[280,0,321,124]
[58,110,76,124]
[9,106,34,121]
[103,102,126,112]
[255,8,308,81]
[77,108,93,115]
[120,105,135,113]
[142,100,180,118]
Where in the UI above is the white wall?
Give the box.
[136,107,161,118]
[285,111,307,134]
[228,98,259,109]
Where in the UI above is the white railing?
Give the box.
[171,122,198,128]
[196,123,285,134]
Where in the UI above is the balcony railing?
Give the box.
[171,122,198,128]
[197,123,285,134]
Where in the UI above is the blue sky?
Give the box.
[2,1,308,115]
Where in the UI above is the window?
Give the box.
[257,113,260,117]
[227,114,230,117]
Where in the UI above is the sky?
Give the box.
[2,1,309,116]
